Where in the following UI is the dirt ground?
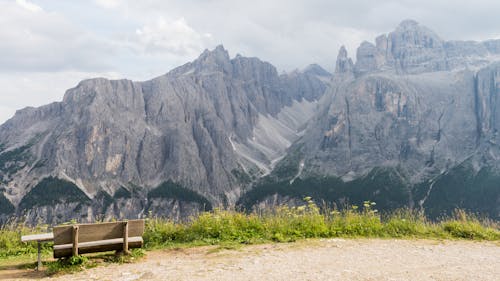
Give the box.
[2,239,499,281]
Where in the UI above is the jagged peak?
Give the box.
[199,44,230,61]
[337,45,349,59]
[303,64,331,77]
[390,19,443,46]
[335,46,354,74]
[168,44,232,75]
[359,41,375,48]
[397,19,419,29]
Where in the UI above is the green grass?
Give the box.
[1,199,499,276]
[0,222,53,259]
[143,198,499,249]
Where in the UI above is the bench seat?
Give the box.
[53,236,143,258]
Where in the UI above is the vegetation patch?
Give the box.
[270,145,304,180]
[414,162,500,220]
[148,181,213,210]
[19,177,91,210]
[0,223,52,259]
[0,193,14,215]
[44,249,144,275]
[0,143,34,176]
[143,199,499,249]
[231,169,252,184]
[113,186,132,199]
[241,162,499,221]
[237,167,409,213]
[95,191,113,210]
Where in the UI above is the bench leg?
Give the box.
[37,242,41,271]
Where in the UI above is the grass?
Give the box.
[0,198,499,276]
[0,221,53,259]
[143,198,500,248]
[44,249,145,275]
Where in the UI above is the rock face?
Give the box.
[241,20,500,219]
[0,45,329,224]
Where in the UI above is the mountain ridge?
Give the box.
[0,45,329,223]
[1,20,500,223]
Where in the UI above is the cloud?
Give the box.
[93,0,121,9]
[16,0,42,12]
[133,17,214,56]
[0,1,114,72]
[103,0,500,70]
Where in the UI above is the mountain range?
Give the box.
[1,20,499,224]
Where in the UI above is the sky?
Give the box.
[1,0,500,124]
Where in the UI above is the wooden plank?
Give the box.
[123,221,129,254]
[53,225,73,245]
[54,237,143,250]
[37,242,42,271]
[53,219,144,245]
[72,225,79,256]
[21,233,54,242]
[53,237,143,258]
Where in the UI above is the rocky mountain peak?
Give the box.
[354,41,384,76]
[192,44,232,74]
[335,46,354,74]
[201,44,230,60]
[303,64,331,77]
[386,19,446,73]
[397,19,419,29]
[391,19,444,49]
[353,19,450,75]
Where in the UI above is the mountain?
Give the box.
[0,45,329,224]
[1,20,500,224]
[238,20,500,220]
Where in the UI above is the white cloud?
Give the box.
[93,0,121,9]
[15,0,42,12]
[0,1,113,72]
[133,17,213,56]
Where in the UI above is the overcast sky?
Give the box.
[1,0,500,124]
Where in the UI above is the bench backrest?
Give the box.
[53,219,144,245]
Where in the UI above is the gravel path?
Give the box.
[3,239,500,281]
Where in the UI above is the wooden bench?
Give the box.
[53,219,145,258]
